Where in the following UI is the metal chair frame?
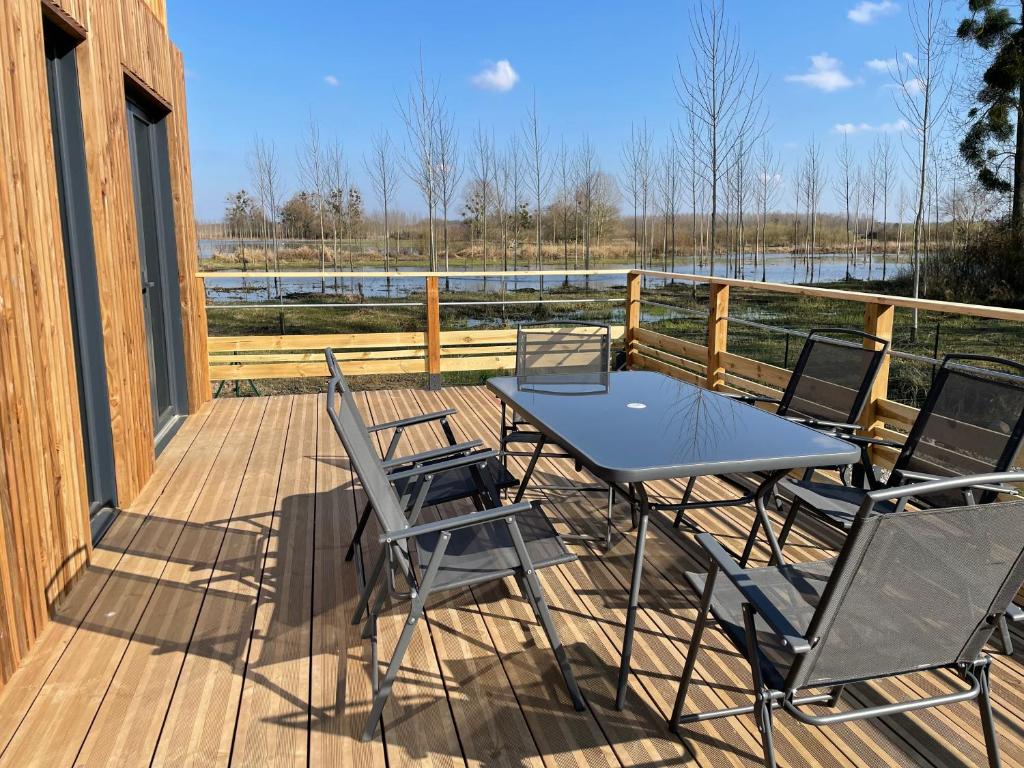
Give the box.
[326,367,586,741]
[672,472,1024,768]
[500,321,619,548]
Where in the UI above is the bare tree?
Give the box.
[296,116,329,291]
[657,130,681,272]
[523,93,551,297]
[893,0,952,335]
[247,134,282,297]
[866,138,881,278]
[833,132,856,279]
[754,138,782,282]
[398,52,439,269]
[575,137,599,279]
[621,124,642,267]
[434,101,462,274]
[364,128,399,272]
[325,139,348,279]
[800,137,827,281]
[676,0,766,276]
[469,125,495,271]
[556,139,573,279]
[878,135,897,279]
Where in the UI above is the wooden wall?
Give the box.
[0,0,208,684]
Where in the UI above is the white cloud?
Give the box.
[866,57,896,72]
[471,59,519,92]
[866,52,915,73]
[785,54,855,92]
[833,118,909,134]
[903,77,924,95]
[324,74,340,87]
[848,0,898,24]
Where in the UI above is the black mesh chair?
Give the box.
[672,472,1024,768]
[325,349,517,563]
[326,367,585,740]
[768,353,1024,650]
[500,321,619,547]
[674,328,889,527]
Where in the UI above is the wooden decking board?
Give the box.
[0,387,1021,767]
[442,387,938,768]
[153,396,293,768]
[231,395,316,767]
[355,390,465,768]
[76,397,270,766]
[380,387,607,768]
[308,393,387,768]
[0,399,214,753]
[0,398,241,768]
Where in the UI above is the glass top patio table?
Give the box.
[487,371,859,483]
[487,370,860,711]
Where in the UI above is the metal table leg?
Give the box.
[739,469,789,567]
[513,434,547,503]
[616,481,650,710]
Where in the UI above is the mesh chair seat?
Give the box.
[778,479,895,530]
[685,560,835,690]
[391,456,517,508]
[415,501,576,591]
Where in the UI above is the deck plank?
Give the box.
[76,397,269,766]
[0,398,241,768]
[152,396,292,767]
[308,393,386,768]
[0,386,1022,767]
[231,395,317,767]
[0,400,214,755]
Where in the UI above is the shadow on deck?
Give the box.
[0,388,1021,767]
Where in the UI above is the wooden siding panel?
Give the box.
[0,0,207,688]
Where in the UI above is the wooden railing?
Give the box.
[200,271,629,384]
[199,266,1024,463]
[625,269,1024,468]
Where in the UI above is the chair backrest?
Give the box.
[515,321,611,389]
[787,472,1024,691]
[893,354,1024,506]
[776,328,889,428]
[324,348,412,574]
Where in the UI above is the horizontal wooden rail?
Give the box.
[198,268,632,280]
[634,269,1024,322]
[209,325,625,381]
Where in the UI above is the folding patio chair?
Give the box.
[500,321,620,547]
[326,367,585,741]
[674,327,889,527]
[325,349,517,563]
[763,353,1024,651]
[672,472,1024,768]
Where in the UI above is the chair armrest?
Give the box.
[382,439,483,470]
[785,417,861,434]
[722,393,781,406]
[385,449,498,483]
[368,408,457,433]
[695,533,814,654]
[844,433,903,450]
[1007,603,1024,624]
[381,500,534,543]
[891,469,1020,497]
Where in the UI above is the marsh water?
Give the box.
[200,239,908,304]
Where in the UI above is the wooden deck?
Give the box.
[0,387,1022,767]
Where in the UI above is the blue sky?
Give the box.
[169,0,953,220]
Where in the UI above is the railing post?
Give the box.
[625,271,642,369]
[426,276,441,390]
[860,301,894,449]
[706,282,729,390]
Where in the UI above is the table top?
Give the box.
[488,371,860,483]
